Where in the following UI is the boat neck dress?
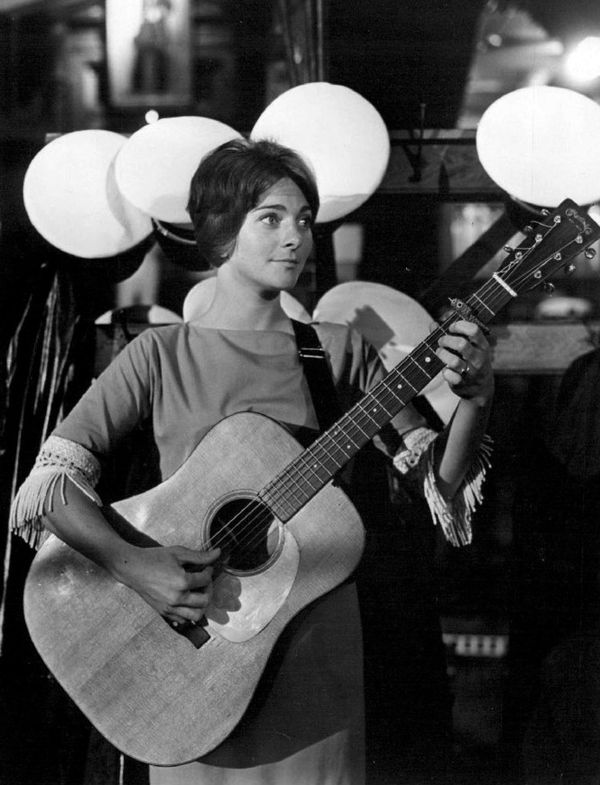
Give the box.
[44,321,426,785]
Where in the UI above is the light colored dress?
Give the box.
[10,321,489,785]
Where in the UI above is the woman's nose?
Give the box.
[282,220,302,248]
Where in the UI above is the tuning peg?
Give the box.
[543,282,555,294]
[585,247,597,260]
[503,246,514,253]
[523,225,534,234]
[564,263,577,275]
[541,209,550,216]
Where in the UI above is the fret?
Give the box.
[292,460,324,490]
[290,452,323,483]
[415,348,437,367]
[372,398,394,418]
[379,373,402,398]
[286,460,319,491]
[343,410,372,440]
[311,431,347,465]
[405,354,436,387]
[303,451,337,481]
[400,374,418,393]
[356,400,385,428]
[327,424,358,455]
[262,489,297,520]
[363,400,391,431]
[262,200,600,522]
[472,292,495,318]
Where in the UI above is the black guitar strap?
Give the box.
[291,320,342,434]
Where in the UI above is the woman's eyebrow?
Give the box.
[252,202,311,212]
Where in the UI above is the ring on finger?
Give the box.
[460,363,470,378]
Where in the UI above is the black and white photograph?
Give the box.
[1,2,600,785]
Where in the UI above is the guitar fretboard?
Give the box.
[260,276,513,522]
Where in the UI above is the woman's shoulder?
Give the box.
[125,322,192,352]
[105,323,192,374]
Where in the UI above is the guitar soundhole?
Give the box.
[209,496,282,574]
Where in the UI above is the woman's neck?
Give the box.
[192,273,293,333]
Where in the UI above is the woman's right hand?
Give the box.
[112,545,221,627]
[42,480,221,627]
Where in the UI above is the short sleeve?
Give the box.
[54,330,155,457]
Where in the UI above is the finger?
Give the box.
[171,613,207,628]
[183,568,215,592]
[164,612,189,628]
[175,587,214,617]
[447,321,488,349]
[175,547,221,567]
[448,318,476,332]
[164,586,214,622]
[176,589,213,611]
[436,346,470,372]
[437,333,471,356]
[442,367,467,387]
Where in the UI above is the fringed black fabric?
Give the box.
[393,427,493,547]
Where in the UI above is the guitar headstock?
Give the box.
[498,199,600,295]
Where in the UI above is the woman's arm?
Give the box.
[44,479,220,627]
[433,318,495,500]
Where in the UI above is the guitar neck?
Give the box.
[261,275,514,521]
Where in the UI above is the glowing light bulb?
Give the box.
[564,37,600,83]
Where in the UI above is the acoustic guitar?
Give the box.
[24,199,600,765]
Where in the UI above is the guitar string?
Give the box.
[205,320,467,555]
[208,231,578,556]
[210,236,574,559]
[207,229,584,557]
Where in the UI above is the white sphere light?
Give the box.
[476,85,600,207]
[313,281,460,424]
[565,37,600,83]
[115,116,242,224]
[251,82,390,223]
[23,130,152,259]
[145,109,160,124]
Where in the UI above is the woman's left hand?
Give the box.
[436,319,494,405]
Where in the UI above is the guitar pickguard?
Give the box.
[24,410,366,765]
[205,527,300,643]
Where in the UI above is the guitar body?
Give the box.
[24,198,600,767]
[24,412,365,766]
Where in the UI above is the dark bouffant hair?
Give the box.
[187,138,319,268]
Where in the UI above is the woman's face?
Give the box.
[223,177,314,293]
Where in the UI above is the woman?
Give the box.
[11,138,494,784]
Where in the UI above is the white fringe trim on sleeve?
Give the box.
[9,435,102,550]
[392,426,438,474]
[393,429,493,547]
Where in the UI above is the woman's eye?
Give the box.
[298,215,313,229]
[261,213,279,225]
